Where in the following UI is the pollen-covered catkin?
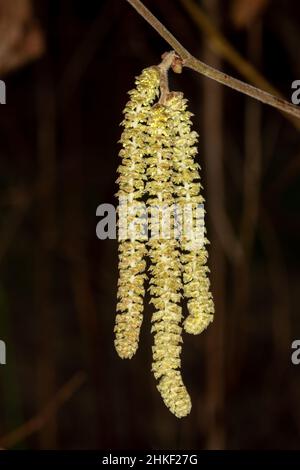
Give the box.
[146,104,192,418]
[166,93,214,335]
[114,67,160,359]
[114,62,215,418]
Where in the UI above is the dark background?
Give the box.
[0,0,299,450]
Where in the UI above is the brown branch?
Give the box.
[180,0,300,131]
[0,372,86,449]
[126,0,300,121]
[157,51,180,104]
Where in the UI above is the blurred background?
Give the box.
[0,0,299,450]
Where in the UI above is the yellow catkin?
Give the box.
[166,93,214,335]
[114,64,215,418]
[114,67,160,359]
[146,104,192,418]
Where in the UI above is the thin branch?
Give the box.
[157,51,177,103]
[0,372,86,449]
[180,0,300,131]
[126,0,300,121]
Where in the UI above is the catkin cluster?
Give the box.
[114,65,214,418]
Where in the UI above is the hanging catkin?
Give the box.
[114,67,160,359]
[146,103,191,418]
[167,93,214,335]
[113,58,214,418]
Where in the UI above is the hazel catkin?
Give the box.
[114,63,214,419]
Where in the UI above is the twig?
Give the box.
[126,0,300,120]
[0,372,86,449]
[157,51,177,104]
[180,0,300,131]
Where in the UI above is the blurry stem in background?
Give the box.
[0,286,24,445]
[62,97,110,447]
[202,0,225,450]
[0,174,58,266]
[0,372,86,449]
[35,58,57,449]
[259,210,291,363]
[58,0,104,447]
[229,22,263,382]
[0,194,32,264]
[266,152,300,198]
[180,0,300,132]
[126,0,300,121]
[241,21,262,253]
[60,0,122,105]
[0,1,120,265]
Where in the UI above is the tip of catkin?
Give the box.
[157,371,192,418]
[114,313,142,359]
[114,342,137,360]
[183,313,213,335]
